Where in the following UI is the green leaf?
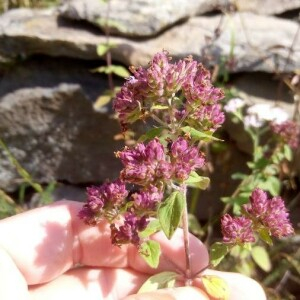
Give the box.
[210,242,230,267]
[236,259,254,277]
[251,246,271,272]
[138,271,178,293]
[110,65,130,78]
[119,201,134,214]
[202,275,229,300]
[242,243,252,251]
[0,139,43,194]
[0,189,22,219]
[39,181,56,205]
[272,151,285,164]
[126,107,142,124]
[247,162,255,169]
[139,240,161,268]
[258,228,273,246]
[94,94,112,109]
[283,144,293,161]
[263,165,278,176]
[231,172,247,180]
[181,126,223,142]
[158,191,185,239]
[96,43,116,56]
[221,193,250,214]
[91,65,130,78]
[91,66,108,73]
[254,157,270,170]
[151,105,169,110]
[138,127,164,143]
[257,176,281,196]
[139,219,161,238]
[230,245,250,259]
[185,172,210,190]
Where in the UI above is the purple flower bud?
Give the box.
[78,205,100,226]
[85,185,105,211]
[221,214,255,244]
[271,120,300,149]
[110,212,149,246]
[261,196,294,238]
[113,65,149,126]
[113,85,140,123]
[170,137,189,158]
[183,64,224,105]
[145,138,165,161]
[244,188,294,238]
[147,51,171,98]
[165,58,198,95]
[245,188,269,218]
[78,180,128,225]
[101,179,128,206]
[170,137,205,181]
[113,52,224,127]
[118,139,171,185]
[192,104,225,131]
[132,185,164,210]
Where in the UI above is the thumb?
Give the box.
[0,247,29,300]
[122,286,209,300]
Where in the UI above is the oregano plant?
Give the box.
[78,51,295,299]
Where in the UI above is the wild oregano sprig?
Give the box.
[113,50,224,131]
[221,188,294,245]
[79,51,224,254]
[78,51,294,297]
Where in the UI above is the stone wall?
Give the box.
[0,0,299,210]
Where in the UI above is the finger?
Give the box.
[0,200,208,285]
[193,269,266,300]
[0,201,83,284]
[123,286,209,300]
[29,267,208,300]
[0,247,29,300]
[29,267,148,300]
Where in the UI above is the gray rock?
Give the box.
[59,0,219,37]
[0,9,299,73]
[58,0,300,37]
[50,184,86,202]
[232,0,300,15]
[0,59,124,191]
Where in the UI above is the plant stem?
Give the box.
[181,185,192,285]
[150,113,169,128]
[104,0,114,91]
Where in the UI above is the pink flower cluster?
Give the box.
[110,213,149,246]
[79,137,204,246]
[114,51,224,131]
[79,51,222,249]
[117,139,172,185]
[271,120,300,149]
[78,180,128,225]
[221,215,255,244]
[170,137,205,181]
[221,188,294,244]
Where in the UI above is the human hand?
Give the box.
[0,200,266,300]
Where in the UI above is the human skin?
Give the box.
[0,200,266,300]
